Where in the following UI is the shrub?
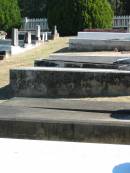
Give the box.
[0,0,21,32]
[47,0,113,36]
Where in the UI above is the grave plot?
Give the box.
[10,67,130,98]
[69,32,130,51]
[10,32,130,98]
[0,24,57,58]
[1,97,130,144]
[0,39,11,59]
[7,32,130,143]
[34,58,117,69]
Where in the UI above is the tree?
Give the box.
[124,0,130,15]
[86,0,113,29]
[108,0,126,15]
[0,0,21,32]
[47,0,113,36]
[18,0,47,18]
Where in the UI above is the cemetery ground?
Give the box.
[1,35,130,144]
[0,37,69,87]
[1,36,130,103]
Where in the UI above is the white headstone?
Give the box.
[45,32,48,41]
[53,25,59,39]
[12,28,18,46]
[24,32,31,44]
[54,25,58,35]
[42,32,45,42]
[128,22,130,33]
[36,25,41,41]
[23,17,28,30]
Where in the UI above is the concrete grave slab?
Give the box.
[69,32,130,51]
[78,32,130,40]
[69,38,130,51]
[0,98,130,143]
[49,52,130,64]
[10,67,130,98]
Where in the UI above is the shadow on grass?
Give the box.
[0,84,13,100]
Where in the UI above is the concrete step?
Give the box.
[10,67,130,98]
[0,98,130,144]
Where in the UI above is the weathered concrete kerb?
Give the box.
[10,67,130,98]
[69,32,130,51]
[69,39,130,51]
[0,98,130,144]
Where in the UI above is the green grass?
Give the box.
[0,37,70,87]
[0,36,130,103]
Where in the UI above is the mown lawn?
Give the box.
[0,36,130,103]
[0,37,70,87]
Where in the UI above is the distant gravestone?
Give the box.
[128,23,130,33]
[54,26,58,35]
[0,31,7,40]
[42,33,45,42]
[12,28,18,46]
[24,32,31,44]
[36,25,41,41]
[23,17,28,30]
[53,25,59,38]
[45,32,48,42]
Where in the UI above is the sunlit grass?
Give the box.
[0,37,70,87]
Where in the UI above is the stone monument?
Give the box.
[36,25,41,41]
[12,28,19,46]
[24,32,31,44]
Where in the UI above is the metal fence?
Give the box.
[21,16,130,31]
[21,17,49,31]
[113,16,130,28]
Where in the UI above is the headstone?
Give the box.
[42,32,45,42]
[45,32,48,42]
[53,25,59,38]
[12,28,18,46]
[128,22,130,33]
[23,17,28,30]
[54,25,58,35]
[36,25,41,41]
[0,31,7,40]
[24,32,31,44]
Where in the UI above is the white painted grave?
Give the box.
[0,138,130,173]
[78,32,130,40]
[69,32,130,51]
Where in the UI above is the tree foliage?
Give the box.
[0,0,21,32]
[85,0,113,28]
[18,0,47,18]
[108,0,126,15]
[47,0,113,36]
[124,0,130,15]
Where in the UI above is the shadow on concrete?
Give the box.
[31,106,114,114]
[0,84,13,100]
[113,163,130,173]
[54,47,72,53]
[31,107,130,119]
[111,110,130,120]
